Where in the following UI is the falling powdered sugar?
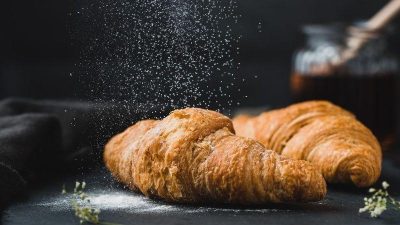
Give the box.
[67,0,243,153]
[70,0,242,112]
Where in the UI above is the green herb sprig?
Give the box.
[359,181,400,218]
[62,181,122,225]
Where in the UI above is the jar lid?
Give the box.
[303,21,394,38]
[302,23,346,38]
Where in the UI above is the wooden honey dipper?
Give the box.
[333,0,400,69]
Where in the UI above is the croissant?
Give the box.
[233,101,382,188]
[104,108,326,204]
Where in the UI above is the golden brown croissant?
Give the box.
[233,101,382,188]
[104,108,326,204]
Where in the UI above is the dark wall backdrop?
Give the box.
[1,0,399,107]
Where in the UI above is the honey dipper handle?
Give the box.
[367,0,400,31]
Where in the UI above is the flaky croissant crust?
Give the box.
[104,108,326,204]
[233,101,382,187]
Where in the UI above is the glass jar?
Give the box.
[291,23,399,150]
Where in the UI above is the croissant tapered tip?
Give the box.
[348,159,381,188]
[277,160,327,202]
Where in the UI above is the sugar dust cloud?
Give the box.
[70,0,242,115]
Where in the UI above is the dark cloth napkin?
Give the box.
[0,98,169,206]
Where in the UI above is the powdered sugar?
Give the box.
[38,191,177,213]
[36,190,288,214]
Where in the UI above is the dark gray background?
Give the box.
[1,0,399,102]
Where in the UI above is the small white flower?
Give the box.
[359,206,368,213]
[61,184,67,195]
[82,182,86,189]
[360,181,400,218]
[382,181,389,189]
[79,193,86,200]
[372,205,386,217]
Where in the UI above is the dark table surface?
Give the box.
[2,155,400,225]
